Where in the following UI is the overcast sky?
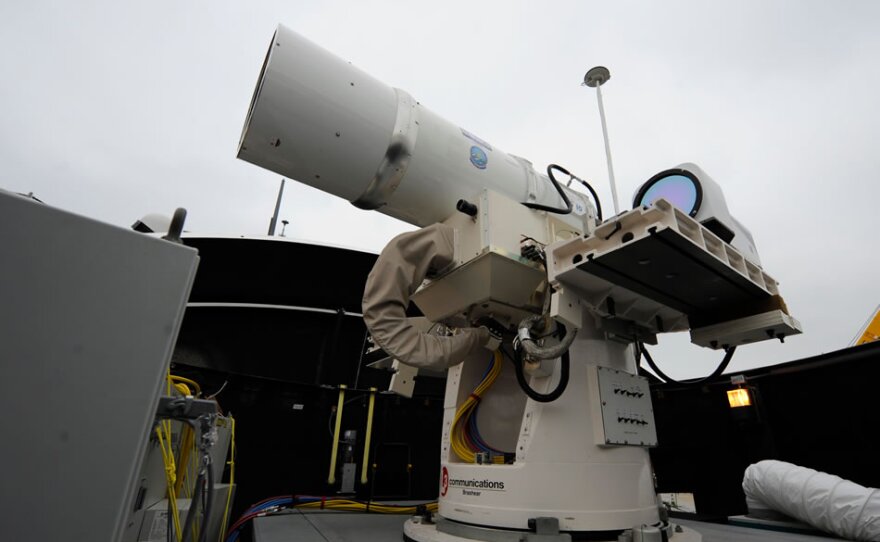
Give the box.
[2,1,878,378]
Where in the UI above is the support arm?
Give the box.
[362,224,492,369]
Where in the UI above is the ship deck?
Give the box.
[252,510,844,542]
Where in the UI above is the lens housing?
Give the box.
[633,168,702,217]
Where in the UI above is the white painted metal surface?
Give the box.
[405,519,703,542]
[690,310,801,349]
[438,319,659,532]
[658,163,762,266]
[239,25,593,231]
[389,360,419,398]
[412,189,589,329]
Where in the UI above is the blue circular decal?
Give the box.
[469,146,488,169]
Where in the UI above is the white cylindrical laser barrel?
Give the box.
[238,25,592,228]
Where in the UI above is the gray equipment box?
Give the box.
[0,190,199,542]
[137,483,236,542]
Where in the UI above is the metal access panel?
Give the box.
[136,483,235,542]
[0,190,199,542]
[592,366,657,447]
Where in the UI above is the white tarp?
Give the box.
[743,460,880,541]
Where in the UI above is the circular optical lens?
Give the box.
[638,174,699,214]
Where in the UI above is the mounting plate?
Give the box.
[547,199,801,348]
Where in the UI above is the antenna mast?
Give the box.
[268,178,286,235]
[584,66,620,216]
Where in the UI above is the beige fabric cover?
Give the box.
[362,223,491,369]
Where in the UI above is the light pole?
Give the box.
[584,66,620,216]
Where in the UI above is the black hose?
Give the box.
[180,469,205,542]
[522,164,573,215]
[639,342,737,386]
[198,460,214,542]
[511,346,570,402]
[517,317,577,361]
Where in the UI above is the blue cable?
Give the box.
[469,403,505,453]
[230,497,304,542]
[479,355,494,380]
[245,497,291,514]
[249,496,322,514]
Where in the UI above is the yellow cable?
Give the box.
[218,416,236,542]
[169,375,202,396]
[167,380,193,496]
[156,427,183,542]
[360,388,377,485]
[450,401,477,462]
[327,385,346,484]
[449,351,502,463]
[160,369,187,541]
[174,425,194,496]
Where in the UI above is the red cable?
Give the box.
[227,511,264,537]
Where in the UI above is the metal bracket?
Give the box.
[527,518,566,542]
[155,395,216,421]
[597,317,658,345]
[617,522,676,542]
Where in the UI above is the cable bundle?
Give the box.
[156,373,235,542]
[449,351,509,463]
